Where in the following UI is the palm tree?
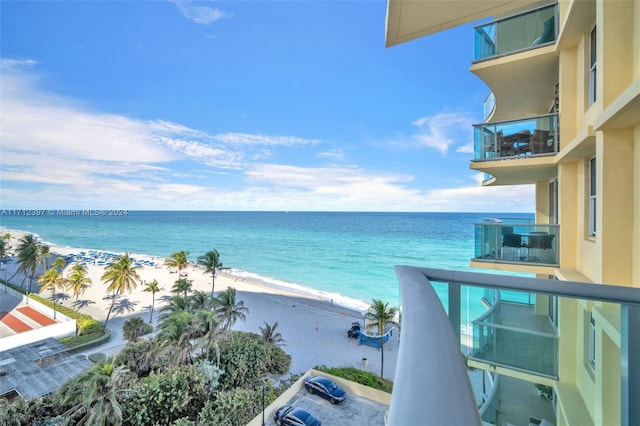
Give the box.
[38,257,66,319]
[216,287,249,336]
[101,253,141,327]
[0,233,12,262]
[14,234,46,300]
[122,317,147,342]
[61,362,133,425]
[158,295,191,321]
[39,244,51,270]
[156,310,197,366]
[15,234,38,288]
[194,309,222,364]
[366,299,399,378]
[0,234,12,289]
[142,279,163,323]
[165,250,189,278]
[259,321,285,346]
[171,278,192,297]
[67,263,93,303]
[188,289,214,311]
[197,249,222,295]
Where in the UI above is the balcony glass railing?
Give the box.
[474,4,557,61]
[473,113,558,161]
[391,267,640,426]
[474,220,559,265]
[483,92,496,120]
[472,291,558,377]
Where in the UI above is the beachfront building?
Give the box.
[385,1,639,425]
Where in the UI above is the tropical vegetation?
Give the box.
[165,251,190,278]
[67,263,93,305]
[14,234,49,297]
[122,317,153,342]
[197,249,222,295]
[0,275,292,425]
[259,321,286,346]
[101,253,141,327]
[37,257,66,320]
[366,298,399,378]
[0,233,12,270]
[216,286,248,337]
[0,243,396,425]
[314,365,393,393]
[142,279,163,323]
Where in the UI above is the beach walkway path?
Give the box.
[1,312,33,333]
[17,306,58,326]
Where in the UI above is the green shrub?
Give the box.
[88,353,107,363]
[314,366,393,393]
[60,331,104,348]
[76,317,104,335]
[218,331,291,390]
[122,317,153,342]
[143,322,153,334]
[209,388,257,426]
[122,365,209,425]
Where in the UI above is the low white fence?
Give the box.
[1,284,77,351]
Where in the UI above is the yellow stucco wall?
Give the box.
[555,3,638,423]
[634,124,640,288]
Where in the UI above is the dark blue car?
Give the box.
[304,375,347,404]
[274,405,321,426]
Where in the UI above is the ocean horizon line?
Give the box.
[1,209,535,215]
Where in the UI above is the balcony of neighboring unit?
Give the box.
[470,114,559,185]
[471,114,558,185]
[472,289,557,379]
[473,219,560,269]
[471,4,559,123]
[474,4,557,62]
[483,92,496,120]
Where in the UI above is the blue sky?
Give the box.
[0,0,533,212]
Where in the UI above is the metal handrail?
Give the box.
[388,266,481,426]
[478,372,500,421]
[472,2,557,32]
[473,112,558,129]
[472,320,558,338]
[407,266,640,305]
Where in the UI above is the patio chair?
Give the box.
[526,234,555,262]
[531,130,551,154]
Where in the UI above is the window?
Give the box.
[588,313,596,367]
[589,26,597,105]
[589,157,596,236]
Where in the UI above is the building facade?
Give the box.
[385,1,639,425]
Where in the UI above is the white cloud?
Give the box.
[0,60,534,212]
[214,132,320,147]
[170,0,231,25]
[412,112,474,155]
[0,60,325,209]
[317,149,346,162]
[0,58,38,67]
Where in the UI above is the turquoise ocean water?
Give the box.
[0,211,532,321]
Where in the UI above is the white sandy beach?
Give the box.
[0,229,399,380]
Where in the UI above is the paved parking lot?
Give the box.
[266,387,388,426]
